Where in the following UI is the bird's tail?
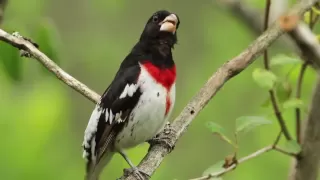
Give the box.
[85,152,115,180]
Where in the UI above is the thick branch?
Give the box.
[119,1,317,179]
[288,23,320,68]
[288,78,320,180]
[0,0,317,179]
[217,0,320,69]
[216,1,320,180]
[0,29,100,103]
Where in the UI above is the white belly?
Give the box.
[115,66,176,150]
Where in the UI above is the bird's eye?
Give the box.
[152,15,159,22]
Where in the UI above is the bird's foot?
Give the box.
[123,166,150,180]
[147,122,176,152]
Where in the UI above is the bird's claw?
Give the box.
[123,167,150,180]
[147,122,176,152]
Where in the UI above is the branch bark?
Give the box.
[0,29,100,103]
[0,0,317,179]
[288,78,320,180]
[119,1,317,179]
[190,145,274,180]
[288,23,320,68]
[217,0,320,69]
[263,0,292,140]
[216,0,320,180]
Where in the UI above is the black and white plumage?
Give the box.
[82,10,180,180]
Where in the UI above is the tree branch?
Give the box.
[215,1,320,180]
[190,145,300,180]
[263,0,292,140]
[190,131,285,180]
[288,22,320,68]
[189,145,274,180]
[0,0,317,179]
[288,78,320,180]
[288,3,320,180]
[217,0,320,69]
[0,29,100,103]
[295,62,308,144]
[119,1,317,179]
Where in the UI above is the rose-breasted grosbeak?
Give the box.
[82,10,180,180]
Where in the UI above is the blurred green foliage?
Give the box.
[0,0,319,180]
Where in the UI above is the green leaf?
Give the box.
[275,80,292,103]
[281,140,302,154]
[270,54,301,67]
[206,122,234,146]
[304,11,311,24]
[202,160,225,180]
[33,19,62,74]
[260,98,271,108]
[252,68,277,89]
[206,122,227,135]
[312,6,320,15]
[0,41,22,81]
[236,116,272,134]
[283,98,304,110]
[261,80,292,108]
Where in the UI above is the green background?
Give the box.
[0,0,317,179]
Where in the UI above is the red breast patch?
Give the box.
[142,62,176,116]
[142,62,176,91]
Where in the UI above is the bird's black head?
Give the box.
[139,10,180,48]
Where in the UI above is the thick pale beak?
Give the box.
[159,14,178,33]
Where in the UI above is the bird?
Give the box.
[82,10,180,180]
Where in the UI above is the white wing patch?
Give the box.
[105,109,109,123]
[119,84,138,99]
[83,83,138,160]
[109,109,114,123]
[90,137,96,161]
[82,105,102,159]
[115,111,122,122]
[106,110,123,124]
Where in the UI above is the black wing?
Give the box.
[82,63,142,168]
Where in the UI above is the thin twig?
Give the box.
[309,8,314,29]
[215,1,320,180]
[274,146,297,157]
[295,5,317,144]
[310,15,319,29]
[263,0,292,140]
[273,131,282,147]
[190,143,299,180]
[189,146,274,180]
[310,3,320,29]
[0,29,100,103]
[217,0,320,69]
[120,1,317,179]
[295,62,308,144]
[269,91,291,140]
[263,0,271,69]
[0,0,317,179]
[289,78,320,180]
